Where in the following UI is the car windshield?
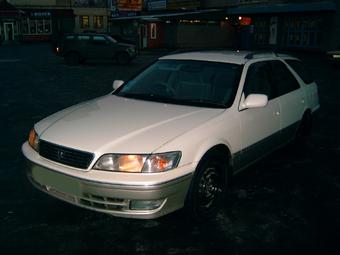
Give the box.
[115,60,242,108]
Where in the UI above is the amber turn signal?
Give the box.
[28,129,39,151]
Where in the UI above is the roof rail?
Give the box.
[169,47,232,55]
[244,51,278,60]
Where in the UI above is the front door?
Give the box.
[238,61,281,170]
[4,23,14,41]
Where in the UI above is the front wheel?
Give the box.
[64,52,80,65]
[116,52,131,65]
[185,151,228,220]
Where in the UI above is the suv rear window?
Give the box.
[285,59,314,84]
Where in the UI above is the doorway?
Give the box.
[4,23,14,41]
[139,24,147,49]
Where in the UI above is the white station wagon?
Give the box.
[22,51,320,219]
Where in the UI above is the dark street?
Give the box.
[1,43,339,255]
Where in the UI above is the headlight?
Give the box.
[93,152,181,173]
[28,128,39,152]
[127,47,135,53]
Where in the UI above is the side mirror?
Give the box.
[113,80,124,90]
[240,94,268,110]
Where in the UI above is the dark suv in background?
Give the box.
[55,33,136,65]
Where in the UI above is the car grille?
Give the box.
[80,193,129,211]
[39,140,94,169]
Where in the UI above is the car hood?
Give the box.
[36,95,224,154]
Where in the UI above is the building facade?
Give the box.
[3,0,340,51]
[7,0,74,41]
[72,0,109,33]
[204,0,340,51]
[0,0,22,43]
[109,0,234,49]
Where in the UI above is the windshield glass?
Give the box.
[115,60,242,108]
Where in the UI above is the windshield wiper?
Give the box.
[118,94,227,108]
[178,99,227,108]
[118,93,174,103]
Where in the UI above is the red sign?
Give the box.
[239,16,252,26]
[117,0,142,11]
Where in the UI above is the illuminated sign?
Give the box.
[239,16,252,26]
[117,0,142,11]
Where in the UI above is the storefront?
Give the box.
[110,3,233,50]
[0,0,22,43]
[20,9,74,42]
[226,1,337,51]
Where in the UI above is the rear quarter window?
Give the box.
[285,59,314,84]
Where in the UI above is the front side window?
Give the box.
[243,61,273,99]
[80,16,89,29]
[77,35,90,41]
[115,60,242,108]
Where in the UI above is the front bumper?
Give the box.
[326,53,340,62]
[23,144,192,219]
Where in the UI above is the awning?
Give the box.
[110,9,224,21]
[226,1,336,15]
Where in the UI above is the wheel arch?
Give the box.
[193,142,233,183]
[296,108,313,136]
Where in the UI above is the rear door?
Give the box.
[88,35,114,60]
[269,60,306,143]
[76,34,91,59]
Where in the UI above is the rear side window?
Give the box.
[285,59,314,84]
[244,61,274,100]
[65,35,75,40]
[77,35,90,41]
[93,36,106,42]
[269,60,300,97]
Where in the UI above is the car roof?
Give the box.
[160,50,296,65]
[64,32,108,37]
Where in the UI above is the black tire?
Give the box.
[64,52,80,65]
[116,52,131,65]
[185,151,228,221]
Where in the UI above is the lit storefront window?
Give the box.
[80,16,89,29]
[22,12,52,35]
[94,16,103,29]
[283,16,321,48]
[254,18,269,45]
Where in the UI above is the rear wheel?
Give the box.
[295,111,313,146]
[64,52,80,65]
[116,52,131,65]
[185,151,228,220]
